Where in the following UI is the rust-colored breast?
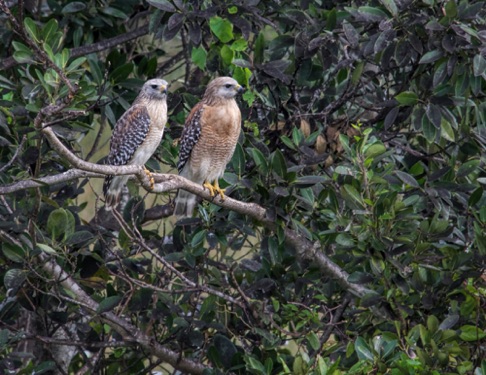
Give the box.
[188,100,241,181]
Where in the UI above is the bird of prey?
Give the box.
[103,78,168,210]
[174,76,244,217]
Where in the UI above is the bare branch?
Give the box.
[40,253,208,375]
[0,123,390,319]
[0,135,27,173]
[0,169,100,194]
[41,126,151,183]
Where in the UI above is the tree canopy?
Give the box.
[0,0,485,374]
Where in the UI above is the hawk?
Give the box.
[174,76,245,217]
[103,78,168,210]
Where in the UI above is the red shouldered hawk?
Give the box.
[174,77,244,217]
[103,78,168,210]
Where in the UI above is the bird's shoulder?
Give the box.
[109,104,151,153]
[114,104,151,133]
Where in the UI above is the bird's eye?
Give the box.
[225,84,232,88]
[151,84,158,89]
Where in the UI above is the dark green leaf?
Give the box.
[24,18,40,43]
[444,0,457,18]
[468,187,483,207]
[459,325,486,341]
[343,20,359,48]
[381,0,398,16]
[342,184,364,207]
[422,114,436,143]
[261,60,291,84]
[66,231,95,246]
[442,34,456,53]
[13,51,34,64]
[230,143,245,176]
[441,119,455,141]
[419,50,443,64]
[384,107,399,129]
[2,243,25,263]
[361,293,383,307]
[294,175,327,188]
[250,148,268,173]
[395,91,418,106]
[350,60,364,85]
[97,295,122,313]
[426,103,442,129]
[147,0,176,12]
[101,7,128,19]
[32,361,56,374]
[47,208,75,240]
[191,46,207,70]
[354,337,374,361]
[439,314,459,330]
[167,13,184,30]
[191,229,207,248]
[109,63,134,83]
[254,32,265,64]
[348,272,374,284]
[3,269,26,290]
[37,243,57,255]
[395,171,420,188]
[213,334,237,369]
[356,6,388,21]
[473,54,486,77]
[61,2,87,13]
[457,160,480,178]
[364,142,387,159]
[271,149,287,178]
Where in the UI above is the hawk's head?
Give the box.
[141,78,169,100]
[205,77,245,100]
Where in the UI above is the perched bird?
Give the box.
[174,77,245,217]
[103,78,168,210]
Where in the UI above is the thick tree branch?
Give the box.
[1,127,390,319]
[0,169,100,194]
[41,126,152,184]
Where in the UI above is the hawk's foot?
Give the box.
[213,180,226,200]
[203,181,216,197]
[144,168,155,190]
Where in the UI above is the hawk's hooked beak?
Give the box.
[235,85,245,94]
[160,85,168,94]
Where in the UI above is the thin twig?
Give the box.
[0,135,27,173]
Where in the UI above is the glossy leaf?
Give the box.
[209,16,234,43]
[61,2,86,13]
[191,46,207,70]
[355,337,374,361]
[395,91,419,106]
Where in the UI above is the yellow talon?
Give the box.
[203,180,226,200]
[144,168,155,190]
[213,180,226,200]
[203,181,216,196]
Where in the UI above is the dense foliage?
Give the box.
[0,0,485,374]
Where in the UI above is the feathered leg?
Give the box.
[103,175,130,210]
[174,189,197,218]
